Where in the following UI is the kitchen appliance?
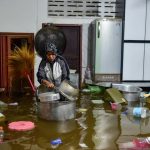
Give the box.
[89,19,122,82]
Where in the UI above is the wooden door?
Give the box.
[0,33,34,95]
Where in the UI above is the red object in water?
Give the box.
[133,138,150,149]
[8,121,35,131]
[110,102,122,111]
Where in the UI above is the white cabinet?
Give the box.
[146,0,150,40]
[144,44,150,80]
[124,0,146,40]
[123,43,144,80]
[122,0,150,81]
[123,43,150,81]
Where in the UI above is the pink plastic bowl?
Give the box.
[8,121,35,131]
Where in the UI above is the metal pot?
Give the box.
[58,80,79,101]
[114,84,142,102]
[36,84,60,102]
[36,100,76,121]
[35,83,76,121]
[38,92,60,102]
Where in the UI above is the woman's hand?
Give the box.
[42,79,54,89]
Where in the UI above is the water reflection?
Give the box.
[92,108,120,150]
[76,111,88,148]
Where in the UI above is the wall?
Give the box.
[0,0,37,32]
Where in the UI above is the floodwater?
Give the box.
[0,92,150,150]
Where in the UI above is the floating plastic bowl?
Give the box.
[8,121,35,131]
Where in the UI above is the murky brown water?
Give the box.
[0,92,150,150]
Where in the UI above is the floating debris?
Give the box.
[91,100,104,104]
[8,121,35,131]
[0,113,5,122]
[50,138,62,149]
[77,108,87,113]
[110,102,122,111]
[82,89,90,93]
[79,143,88,148]
[8,102,18,106]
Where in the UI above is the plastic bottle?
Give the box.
[0,126,4,143]
[125,107,149,118]
[50,138,62,149]
[133,137,150,148]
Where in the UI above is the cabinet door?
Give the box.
[122,43,144,80]
[144,44,150,80]
[124,0,146,40]
[146,0,150,40]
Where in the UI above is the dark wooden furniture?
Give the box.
[0,33,34,95]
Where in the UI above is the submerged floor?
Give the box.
[0,92,150,150]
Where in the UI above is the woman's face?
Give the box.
[46,51,56,62]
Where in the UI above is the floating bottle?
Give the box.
[0,126,4,143]
[50,138,62,149]
[125,107,149,118]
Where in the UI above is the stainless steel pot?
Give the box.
[35,82,76,121]
[36,100,76,121]
[114,84,142,102]
[58,80,79,101]
[36,84,60,102]
[38,92,60,102]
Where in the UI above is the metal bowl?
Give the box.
[36,84,60,102]
[115,84,142,102]
[58,80,79,101]
[38,92,60,102]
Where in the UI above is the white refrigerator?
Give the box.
[90,19,122,82]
